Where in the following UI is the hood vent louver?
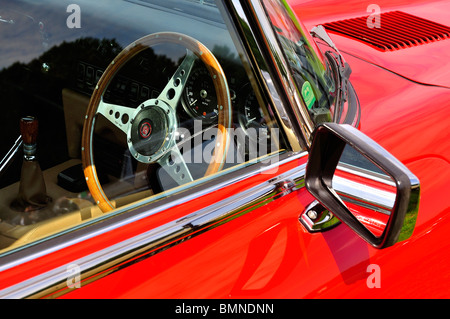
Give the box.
[322,11,450,52]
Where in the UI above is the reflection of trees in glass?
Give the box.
[0,37,124,105]
[0,36,179,187]
[212,44,248,86]
[238,17,267,69]
[0,36,183,106]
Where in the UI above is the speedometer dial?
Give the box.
[184,65,218,123]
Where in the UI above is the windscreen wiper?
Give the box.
[310,25,352,104]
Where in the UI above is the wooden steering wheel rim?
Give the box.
[81,32,232,212]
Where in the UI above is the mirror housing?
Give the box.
[305,123,420,248]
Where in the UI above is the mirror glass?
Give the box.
[332,144,397,238]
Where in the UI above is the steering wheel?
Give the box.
[81,32,232,212]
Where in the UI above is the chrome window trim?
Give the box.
[0,151,307,272]
[0,152,308,299]
[225,0,309,152]
[237,0,315,147]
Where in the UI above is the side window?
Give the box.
[0,0,287,254]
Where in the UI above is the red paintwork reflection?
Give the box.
[334,169,395,237]
[346,202,389,237]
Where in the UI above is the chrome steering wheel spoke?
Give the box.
[157,50,197,110]
[97,98,135,135]
[157,145,193,186]
[82,32,230,212]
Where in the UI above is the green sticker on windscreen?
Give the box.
[301,81,316,110]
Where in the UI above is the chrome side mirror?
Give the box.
[305,123,420,248]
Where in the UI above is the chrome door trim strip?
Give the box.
[0,159,308,299]
[0,151,306,272]
[333,163,397,214]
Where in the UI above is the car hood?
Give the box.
[291,0,450,88]
[291,0,450,229]
[290,0,450,160]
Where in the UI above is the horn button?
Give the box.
[139,121,152,139]
[127,99,176,163]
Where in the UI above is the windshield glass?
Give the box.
[261,0,338,124]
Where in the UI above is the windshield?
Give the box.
[261,0,339,124]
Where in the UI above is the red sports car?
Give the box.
[0,0,448,300]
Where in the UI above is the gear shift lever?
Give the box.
[10,116,51,212]
[21,116,39,160]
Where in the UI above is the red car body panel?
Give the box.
[1,0,449,299]
[294,0,450,88]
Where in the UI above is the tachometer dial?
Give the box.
[184,65,218,123]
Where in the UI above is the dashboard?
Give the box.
[74,44,273,152]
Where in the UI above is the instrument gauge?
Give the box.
[184,65,218,123]
[240,90,270,142]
